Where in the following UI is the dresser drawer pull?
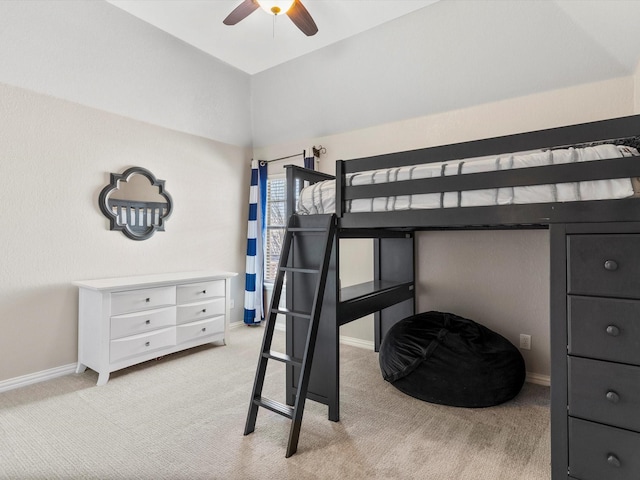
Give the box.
[145,319,151,325]
[202,290,207,294]
[202,309,207,313]
[145,341,150,347]
[604,260,619,271]
[607,454,621,468]
[606,325,620,336]
[201,327,207,332]
[145,297,151,303]
[605,390,620,403]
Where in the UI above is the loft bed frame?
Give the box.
[282,114,640,479]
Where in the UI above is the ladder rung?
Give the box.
[253,396,294,419]
[280,267,320,274]
[263,350,303,366]
[272,307,311,319]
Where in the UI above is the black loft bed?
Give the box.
[283,114,640,480]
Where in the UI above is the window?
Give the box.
[264,176,287,283]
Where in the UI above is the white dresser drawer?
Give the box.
[176,316,224,344]
[110,327,176,363]
[176,298,225,325]
[176,280,225,304]
[110,306,176,340]
[111,286,176,316]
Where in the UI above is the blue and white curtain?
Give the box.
[244,160,267,325]
[304,150,315,171]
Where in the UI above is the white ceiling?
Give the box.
[106,0,439,74]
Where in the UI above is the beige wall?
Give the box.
[253,75,636,379]
[636,60,640,113]
[3,72,638,385]
[0,83,249,382]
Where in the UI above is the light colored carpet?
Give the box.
[0,325,550,479]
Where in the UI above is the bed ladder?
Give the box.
[243,213,336,457]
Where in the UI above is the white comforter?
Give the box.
[297,144,638,215]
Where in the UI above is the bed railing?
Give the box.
[334,115,640,228]
[285,165,335,218]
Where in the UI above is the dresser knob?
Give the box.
[606,391,620,403]
[202,290,207,294]
[607,454,621,468]
[201,327,207,332]
[145,297,150,302]
[202,309,207,313]
[145,341,150,347]
[604,260,618,271]
[145,320,151,325]
[606,325,620,337]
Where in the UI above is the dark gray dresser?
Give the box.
[551,223,640,480]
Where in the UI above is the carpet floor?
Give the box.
[0,325,550,479]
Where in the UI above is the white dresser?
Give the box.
[74,271,236,385]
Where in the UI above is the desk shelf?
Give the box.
[338,280,414,326]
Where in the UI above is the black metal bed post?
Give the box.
[548,223,568,480]
[335,160,344,219]
[285,165,296,219]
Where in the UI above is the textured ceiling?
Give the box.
[106,0,439,74]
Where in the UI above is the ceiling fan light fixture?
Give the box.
[258,0,295,16]
[224,0,318,36]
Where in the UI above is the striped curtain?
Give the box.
[244,160,267,325]
[304,150,315,170]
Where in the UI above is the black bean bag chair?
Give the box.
[379,311,525,408]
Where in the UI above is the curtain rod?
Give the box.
[258,145,326,164]
[260,152,304,164]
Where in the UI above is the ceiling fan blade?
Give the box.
[286,0,318,36]
[223,0,260,26]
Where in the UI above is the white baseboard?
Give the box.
[2,322,250,393]
[224,323,550,387]
[526,372,550,386]
[0,363,77,394]
[0,337,549,395]
[229,320,247,330]
[339,335,375,350]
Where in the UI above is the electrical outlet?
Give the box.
[230,299,235,309]
[519,334,531,350]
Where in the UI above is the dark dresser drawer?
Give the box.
[569,417,640,480]
[568,296,640,365]
[569,356,640,432]
[568,234,640,299]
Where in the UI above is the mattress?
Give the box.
[296,144,639,215]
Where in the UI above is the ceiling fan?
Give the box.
[223,0,318,36]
